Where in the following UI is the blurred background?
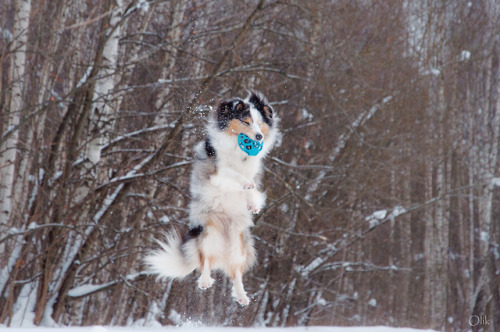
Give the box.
[0,0,499,330]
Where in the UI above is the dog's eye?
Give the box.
[241,120,251,126]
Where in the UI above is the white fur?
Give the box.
[143,232,199,280]
[145,92,279,306]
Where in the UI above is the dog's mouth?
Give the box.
[238,133,263,156]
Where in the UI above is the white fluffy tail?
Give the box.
[144,232,198,280]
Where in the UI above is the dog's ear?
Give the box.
[248,91,266,111]
[218,100,233,115]
[235,101,244,111]
[262,105,273,119]
[216,99,244,130]
[217,100,246,116]
[249,91,274,125]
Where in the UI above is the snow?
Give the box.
[1,27,13,42]
[67,272,149,298]
[159,215,170,224]
[301,108,313,121]
[93,183,125,223]
[492,177,500,187]
[365,210,387,229]
[422,68,440,76]
[101,123,175,151]
[382,96,393,104]
[366,206,407,229]
[76,66,93,89]
[329,96,391,163]
[67,283,114,298]
[0,229,24,294]
[298,256,326,278]
[279,203,289,213]
[459,50,471,61]
[372,210,387,220]
[10,284,37,328]
[389,206,406,218]
[137,0,150,12]
[316,297,327,306]
[0,326,436,332]
[39,168,45,182]
[480,231,489,243]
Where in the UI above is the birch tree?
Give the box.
[0,0,31,229]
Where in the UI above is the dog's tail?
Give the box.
[144,232,199,280]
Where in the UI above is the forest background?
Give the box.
[1,0,499,331]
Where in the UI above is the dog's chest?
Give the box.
[223,154,258,176]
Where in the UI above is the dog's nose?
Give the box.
[255,133,263,141]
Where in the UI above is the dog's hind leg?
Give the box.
[197,255,215,290]
[231,267,250,306]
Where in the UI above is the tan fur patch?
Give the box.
[199,252,213,269]
[206,218,230,235]
[260,122,270,137]
[243,116,253,124]
[205,220,219,231]
[240,232,245,255]
[263,105,272,117]
[198,251,204,267]
[230,265,243,280]
[204,163,216,179]
[226,118,253,137]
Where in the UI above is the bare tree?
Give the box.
[0,0,31,229]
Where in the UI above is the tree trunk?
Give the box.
[472,38,500,328]
[423,161,433,324]
[0,0,31,227]
[86,0,124,165]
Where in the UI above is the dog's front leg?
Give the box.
[246,188,266,214]
[211,167,254,191]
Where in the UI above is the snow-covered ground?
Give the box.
[0,326,436,332]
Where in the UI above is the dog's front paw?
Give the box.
[247,203,260,214]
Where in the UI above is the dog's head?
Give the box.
[215,91,274,143]
[208,91,279,157]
